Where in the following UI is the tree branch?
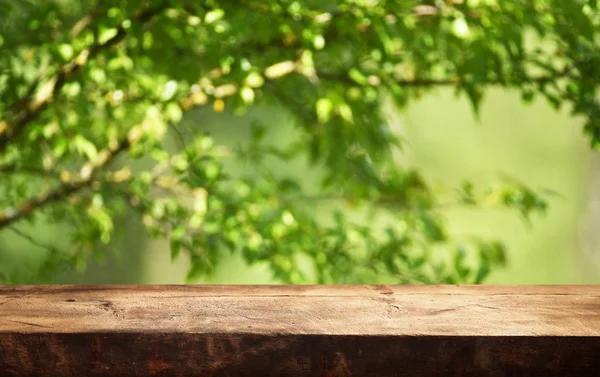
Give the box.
[0,139,130,229]
[6,226,56,251]
[0,165,59,179]
[0,3,167,154]
[316,66,576,89]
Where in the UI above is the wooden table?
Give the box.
[1,285,599,376]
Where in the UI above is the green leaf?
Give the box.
[57,44,74,61]
[205,9,224,24]
[245,72,265,88]
[474,261,491,284]
[165,102,183,123]
[521,90,535,104]
[348,68,368,85]
[73,135,98,162]
[316,98,333,123]
[421,214,446,242]
[170,239,182,261]
[240,86,255,104]
[98,26,119,44]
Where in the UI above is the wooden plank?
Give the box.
[0,285,599,376]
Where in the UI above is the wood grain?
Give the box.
[0,285,599,376]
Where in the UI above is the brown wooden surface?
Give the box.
[0,285,599,376]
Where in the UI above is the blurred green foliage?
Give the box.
[0,0,598,284]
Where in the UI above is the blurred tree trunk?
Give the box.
[578,153,600,283]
